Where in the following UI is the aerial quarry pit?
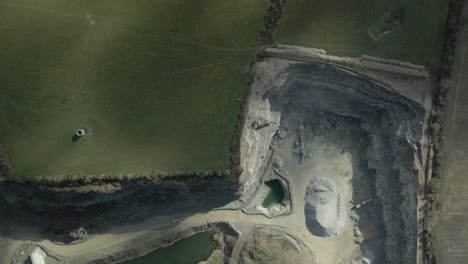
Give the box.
[0,44,432,264]
[237,45,430,264]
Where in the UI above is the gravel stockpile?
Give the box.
[304,177,347,237]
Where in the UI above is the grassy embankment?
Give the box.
[430,1,466,263]
[276,0,449,67]
[0,0,268,178]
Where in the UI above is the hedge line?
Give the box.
[1,169,234,188]
[423,0,465,263]
[260,0,287,45]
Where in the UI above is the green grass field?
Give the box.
[277,0,449,67]
[0,0,268,178]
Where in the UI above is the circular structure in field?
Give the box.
[75,129,86,137]
[304,176,346,237]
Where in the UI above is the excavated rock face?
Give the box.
[0,178,238,241]
[304,177,346,237]
[268,63,424,264]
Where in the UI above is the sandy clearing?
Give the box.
[274,131,358,263]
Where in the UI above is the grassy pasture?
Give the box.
[437,29,468,264]
[0,0,268,178]
[276,0,449,67]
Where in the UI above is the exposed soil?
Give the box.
[238,227,319,264]
[368,9,407,41]
[304,176,347,237]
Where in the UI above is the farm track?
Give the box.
[439,24,468,263]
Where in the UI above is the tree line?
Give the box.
[260,0,287,45]
[424,0,465,263]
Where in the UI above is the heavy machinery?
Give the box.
[352,198,373,210]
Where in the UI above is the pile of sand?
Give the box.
[304,176,347,237]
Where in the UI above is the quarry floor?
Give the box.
[1,213,349,264]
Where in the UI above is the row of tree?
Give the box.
[260,0,287,45]
[424,0,465,263]
[0,152,12,179]
[3,168,236,188]
[0,160,9,179]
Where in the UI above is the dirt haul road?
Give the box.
[2,208,351,264]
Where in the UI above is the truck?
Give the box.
[352,198,373,210]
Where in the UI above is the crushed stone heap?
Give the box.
[304,176,346,237]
